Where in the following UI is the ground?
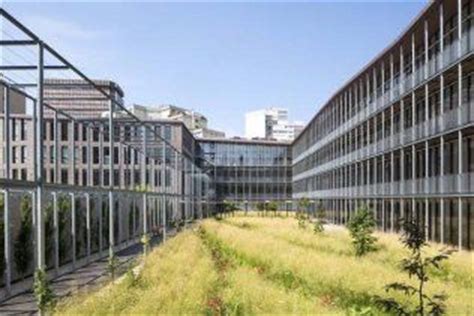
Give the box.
[55,212,473,315]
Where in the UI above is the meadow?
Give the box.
[56,212,473,315]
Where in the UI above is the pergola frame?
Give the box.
[0,8,212,298]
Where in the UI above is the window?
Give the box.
[20,146,26,163]
[82,125,88,141]
[61,146,68,164]
[61,169,68,184]
[93,147,99,164]
[82,146,87,164]
[61,121,68,141]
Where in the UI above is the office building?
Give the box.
[245,107,304,141]
[292,0,474,249]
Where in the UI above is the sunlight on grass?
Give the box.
[56,213,473,315]
[56,230,218,315]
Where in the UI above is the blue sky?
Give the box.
[3,0,427,136]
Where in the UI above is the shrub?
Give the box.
[0,195,4,278]
[33,268,55,314]
[313,200,326,234]
[256,202,265,217]
[376,219,453,315]
[266,201,278,217]
[347,206,377,256]
[14,195,33,278]
[296,198,310,229]
[107,253,119,280]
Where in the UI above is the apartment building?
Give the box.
[292,0,474,249]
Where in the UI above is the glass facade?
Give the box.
[199,139,292,203]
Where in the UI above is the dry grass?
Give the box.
[56,213,473,315]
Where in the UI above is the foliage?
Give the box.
[256,202,265,216]
[14,195,33,278]
[266,201,278,216]
[33,268,55,314]
[0,195,4,278]
[296,211,308,229]
[298,197,310,214]
[57,217,473,315]
[223,200,237,216]
[102,200,109,249]
[58,196,71,264]
[347,206,378,256]
[313,200,326,234]
[376,219,453,316]
[107,253,119,280]
[141,233,150,255]
[44,202,54,268]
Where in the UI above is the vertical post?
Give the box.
[86,193,91,262]
[108,100,114,258]
[98,194,103,257]
[54,111,59,184]
[440,136,445,244]
[70,192,76,269]
[53,192,58,275]
[458,131,463,249]
[161,134,167,241]
[36,42,45,270]
[3,84,11,293]
[142,126,148,237]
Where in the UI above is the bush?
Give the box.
[266,201,278,217]
[14,195,33,278]
[313,200,326,234]
[33,268,55,314]
[376,219,453,315]
[347,206,377,256]
[0,195,4,278]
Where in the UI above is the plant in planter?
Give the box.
[58,196,71,265]
[14,195,33,279]
[376,219,453,315]
[347,206,378,257]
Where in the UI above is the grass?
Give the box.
[56,212,473,315]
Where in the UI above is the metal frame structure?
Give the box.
[0,8,210,299]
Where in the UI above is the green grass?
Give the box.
[56,213,473,315]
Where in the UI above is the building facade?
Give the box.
[245,107,304,141]
[199,138,292,208]
[292,0,474,250]
[44,79,125,118]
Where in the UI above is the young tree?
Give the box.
[256,202,265,217]
[313,200,326,234]
[376,219,453,316]
[14,195,33,279]
[347,206,377,256]
[296,198,310,229]
[266,201,278,217]
[33,268,55,315]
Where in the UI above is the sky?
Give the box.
[2,0,427,137]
